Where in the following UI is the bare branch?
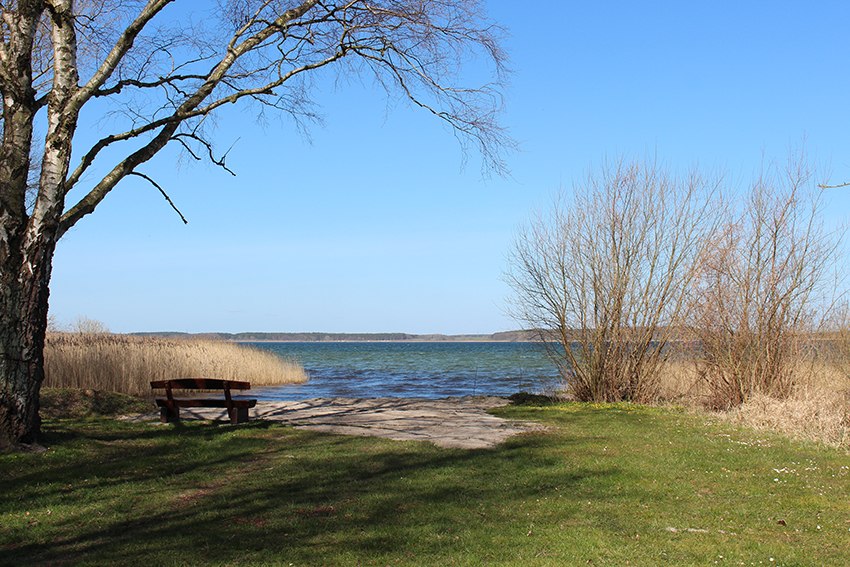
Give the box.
[171,132,238,176]
[92,73,208,97]
[128,170,187,224]
[60,0,331,234]
[69,0,175,113]
[63,47,345,200]
[59,0,508,207]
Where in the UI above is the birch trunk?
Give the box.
[0,234,55,448]
[1,0,75,447]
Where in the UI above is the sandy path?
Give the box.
[157,396,543,449]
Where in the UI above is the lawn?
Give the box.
[1,400,848,566]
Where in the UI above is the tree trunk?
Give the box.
[0,235,55,449]
[0,0,47,450]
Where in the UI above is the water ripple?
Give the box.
[246,341,561,400]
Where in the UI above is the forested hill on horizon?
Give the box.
[129,331,538,342]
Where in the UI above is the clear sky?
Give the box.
[48,1,850,334]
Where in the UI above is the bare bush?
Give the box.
[690,158,841,409]
[70,317,111,335]
[508,161,721,402]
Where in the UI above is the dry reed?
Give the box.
[723,386,849,449]
[44,334,308,396]
[655,356,850,449]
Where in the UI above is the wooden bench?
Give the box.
[150,379,257,424]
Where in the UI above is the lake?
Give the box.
[246,342,562,400]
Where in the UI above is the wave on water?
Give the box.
[246,341,561,400]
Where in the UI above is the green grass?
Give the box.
[1,401,848,566]
[39,388,153,419]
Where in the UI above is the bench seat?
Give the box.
[154,398,257,409]
[151,379,257,424]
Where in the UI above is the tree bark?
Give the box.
[0,238,54,449]
[0,0,63,448]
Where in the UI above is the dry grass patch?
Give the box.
[655,357,850,449]
[656,358,704,403]
[724,388,849,449]
[44,334,308,396]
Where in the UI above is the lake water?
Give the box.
[246,342,562,400]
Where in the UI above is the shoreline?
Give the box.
[129,330,539,342]
[234,339,537,344]
[131,396,543,449]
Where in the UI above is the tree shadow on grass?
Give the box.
[2,420,620,565]
[2,420,280,507]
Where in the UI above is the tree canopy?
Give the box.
[0,0,509,448]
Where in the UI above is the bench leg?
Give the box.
[229,406,249,424]
[160,406,180,423]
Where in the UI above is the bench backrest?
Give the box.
[150,379,252,390]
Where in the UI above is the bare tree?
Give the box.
[507,161,722,403]
[0,0,509,448]
[69,316,109,334]
[690,158,841,409]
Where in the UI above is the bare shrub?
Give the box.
[70,317,111,335]
[690,158,841,409]
[44,334,307,397]
[507,161,721,402]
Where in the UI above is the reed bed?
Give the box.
[44,334,308,397]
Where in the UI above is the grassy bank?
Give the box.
[2,402,848,565]
[44,334,308,396]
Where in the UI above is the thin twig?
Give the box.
[129,171,188,224]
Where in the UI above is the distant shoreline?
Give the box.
[233,339,535,344]
[129,330,539,343]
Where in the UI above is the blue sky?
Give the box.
[49,1,850,334]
